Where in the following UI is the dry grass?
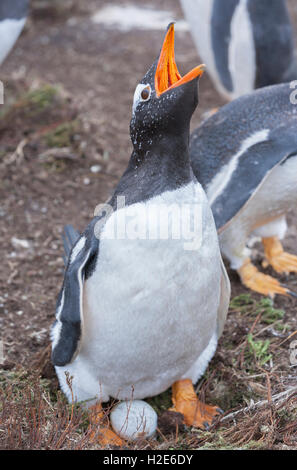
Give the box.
[1,351,297,450]
[220,392,297,449]
[0,369,93,450]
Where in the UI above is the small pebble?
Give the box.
[11,237,30,249]
[90,165,102,173]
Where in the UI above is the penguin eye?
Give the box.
[132,83,152,114]
[141,86,151,101]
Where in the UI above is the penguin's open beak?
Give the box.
[155,23,205,97]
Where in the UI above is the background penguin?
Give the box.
[0,0,29,66]
[51,24,230,445]
[190,82,297,298]
[180,0,297,100]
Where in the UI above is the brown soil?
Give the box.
[0,0,297,450]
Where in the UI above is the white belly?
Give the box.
[236,156,297,234]
[228,0,256,99]
[56,182,221,403]
[180,0,256,100]
[220,156,297,268]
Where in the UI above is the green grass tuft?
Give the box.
[246,334,272,366]
[44,120,78,148]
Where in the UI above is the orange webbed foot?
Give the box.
[88,402,124,447]
[263,237,297,275]
[91,427,124,447]
[238,258,290,298]
[170,379,222,429]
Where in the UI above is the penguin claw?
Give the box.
[280,286,297,299]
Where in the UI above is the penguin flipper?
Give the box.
[213,126,297,231]
[51,221,99,367]
[62,224,81,266]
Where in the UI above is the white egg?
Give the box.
[110,400,157,441]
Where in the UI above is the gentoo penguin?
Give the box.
[0,0,28,66]
[180,0,297,100]
[51,24,230,445]
[190,82,297,298]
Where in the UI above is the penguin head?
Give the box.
[130,23,205,150]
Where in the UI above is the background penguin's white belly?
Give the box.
[180,0,222,96]
[233,156,297,234]
[219,156,297,268]
[228,0,256,98]
[57,183,221,403]
[0,18,26,65]
[180,0,256,100]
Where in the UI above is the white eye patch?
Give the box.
[132,83,151,114]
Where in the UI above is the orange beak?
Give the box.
[155,23,205,97]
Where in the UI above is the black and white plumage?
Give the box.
[0,0,28,66]
[51,25,230,407]
[190,83,297,296]
[180,0,297,100]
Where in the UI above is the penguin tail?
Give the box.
[62,224,80,266]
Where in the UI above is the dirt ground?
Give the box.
[0,0,297,450]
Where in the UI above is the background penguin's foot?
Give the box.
[170,379,221,429]
[88,402,123,447]
[238,258,290,298]
[262,237,297,274]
